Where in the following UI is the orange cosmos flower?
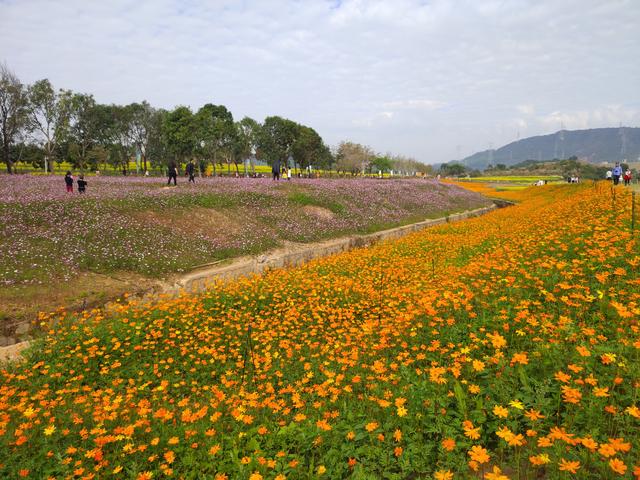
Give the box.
[561,385,582,404]
[434,470,453,480]
[468,445,490,464]
[558,459,580,473]
[442,437,456,451]
[609,458,627,475]
[485,466,510,480]
[493,405,509,418]
[365,421,378,432]
[462,420,481,439]
[524,409,545,421]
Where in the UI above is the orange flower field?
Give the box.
[1,183,639,479]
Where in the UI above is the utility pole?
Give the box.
[619,123,627,162]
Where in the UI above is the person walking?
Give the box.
[64,171,74,193]
[606,169,612,181]
[623,169,632,186]
[167,161,178,186]
[272,159,281,181]
[77,174,87,193]
[186,160,196,183]
[612,163,622,185]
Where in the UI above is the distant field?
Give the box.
[11,161,395,178]
[456,175,564,183]
[0,174,490,331]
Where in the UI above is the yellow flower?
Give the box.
[317,465,326,475]
[397,405,407,417]
[509,400,524,410]
[43,425,56,436]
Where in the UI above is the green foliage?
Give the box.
[164,105,196,162]
[256,115,300,166]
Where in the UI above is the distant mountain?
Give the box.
[458,127,640,170]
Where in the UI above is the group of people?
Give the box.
[270,160,294,181]
[606,163,633,186]
[166,160,197,185]
[64,171,88,193]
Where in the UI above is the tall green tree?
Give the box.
[290,125,328,174]
[68,93,99,171]
[164,106,196,173]
[27,79,72,173]
[129,101,156,173]
[194,104,234,176]
[371,155,393,174]
[0,64,29,174]
[256,116,300,168]
[102,104,135,172]
[236,117,260,175]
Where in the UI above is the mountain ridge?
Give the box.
[457,127,640,170]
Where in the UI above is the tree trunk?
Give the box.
[3,142,12,174]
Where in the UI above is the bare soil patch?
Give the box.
[133,207,242,237]
[302,205,335,220]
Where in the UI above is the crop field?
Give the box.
[455,176,564,184]
[0,175,488,330]
[1,182,639,479]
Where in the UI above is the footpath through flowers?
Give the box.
[1,182,639,479]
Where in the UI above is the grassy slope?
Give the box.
[0,178,489,331]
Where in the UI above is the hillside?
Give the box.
[460,127,640,170]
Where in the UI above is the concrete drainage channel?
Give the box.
[1,202,508,362]
[173,204,498,292]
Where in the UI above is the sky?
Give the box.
[1,0,639,164]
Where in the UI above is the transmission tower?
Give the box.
[619,123,627,160]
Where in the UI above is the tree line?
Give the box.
[0,63,431,176]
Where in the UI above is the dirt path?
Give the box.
[1,204,499,362]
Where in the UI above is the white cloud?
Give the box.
[517,104,535,115]
[383,99,447,110]
[0,0,639,163]
[539,106,640,130]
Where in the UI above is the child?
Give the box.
[64,171,74,193]
[77,174,87,193]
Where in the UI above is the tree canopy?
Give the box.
[0,64,435,176]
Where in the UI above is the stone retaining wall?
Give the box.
[175,204,497,292]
